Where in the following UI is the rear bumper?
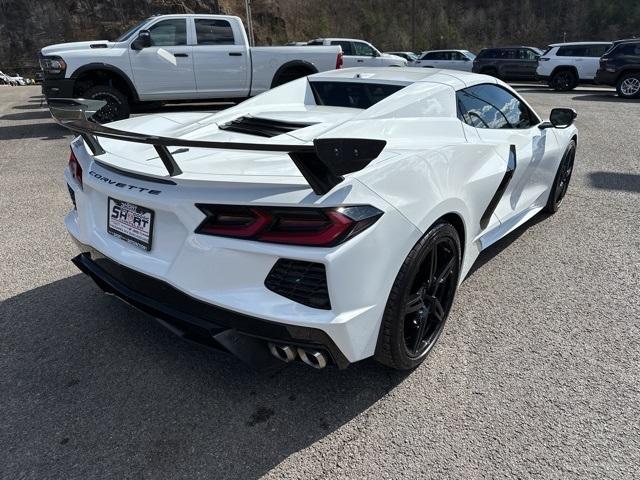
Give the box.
[42,77,75,99]
[72,245,351,369]
[594,69,617,86]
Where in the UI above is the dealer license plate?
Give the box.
[107,197,154,251]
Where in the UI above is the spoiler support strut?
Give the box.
[47,98,386,195]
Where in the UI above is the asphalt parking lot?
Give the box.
[1,84,638,480]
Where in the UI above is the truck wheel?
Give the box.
[616,73,640,99]
[271,66,315,88]
[550,69,578,91]
[82,85,130,123]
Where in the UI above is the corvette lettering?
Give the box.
[88,171,161,195]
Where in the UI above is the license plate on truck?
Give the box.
[107,198,154,251]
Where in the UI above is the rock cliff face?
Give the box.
[1,0,638,76]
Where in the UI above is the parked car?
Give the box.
[595,39,640,98]
[307,38,407,67]
[0,70,25,85]
[384,51,419,63]
[52,68,578,371]
[472,46,543,80]
[536,42,612,91]
[39,14,343,123]
[411,50,475,71]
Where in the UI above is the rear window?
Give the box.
[310,81,405,109]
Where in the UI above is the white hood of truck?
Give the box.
[41,41,114,55]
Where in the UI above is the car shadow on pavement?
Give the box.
[572,93,640,103]
[1,110,53,121]
[1,274,409,479]
[0,121,69,141]
[589,171,640,193]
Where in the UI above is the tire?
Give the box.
[82,85,130,123]
[549,69,578,91]
[616,72,640,99]
[375,222,461,370]
[271,67,314,88]
[544,140,576,214]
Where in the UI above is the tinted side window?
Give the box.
[616,43,640,56]
[330,40,353,55]
[478,49,496,59]
[195,19,234,45]
[354,42,374,56]
[148,19,187,46]
[557,46,586,56]
[450,51,465,60]
[422,52,438,60]
[457,84,535,129]
[585,44,610,57]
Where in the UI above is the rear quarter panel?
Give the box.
[355,139,510,279]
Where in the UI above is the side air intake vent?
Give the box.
[219,116,316,138]
[265,259,331,310]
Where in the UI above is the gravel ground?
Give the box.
[0,84,638,480]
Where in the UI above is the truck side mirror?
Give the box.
[131,30,151,50]
[539,108,577,129]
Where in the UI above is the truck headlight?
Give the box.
[40,56,67,76]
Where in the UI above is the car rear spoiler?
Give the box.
[48,98,386,195]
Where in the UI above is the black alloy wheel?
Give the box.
[376,222,461,370]
[545,140,576,213]
[550,69,578,91]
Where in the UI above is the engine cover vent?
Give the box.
[219,116,316,138]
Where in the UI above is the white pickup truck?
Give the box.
[40,14,343,122]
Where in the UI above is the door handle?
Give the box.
[357,59,364,62]
[229,52,242,56]
[174,53,189,58]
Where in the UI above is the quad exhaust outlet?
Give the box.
[268,343,297,363]
[267,343,328,369]
[296,347,327,369]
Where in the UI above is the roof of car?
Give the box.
[309,67,492,88]
[612,38,640,45]
[312,38,370,43]
[480,46,539,50]
[422,49,469,53]
[548,41,612,47]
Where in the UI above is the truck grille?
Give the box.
[265,259,331,309]
[219,116,315,138]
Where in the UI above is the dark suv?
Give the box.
[595,39,640,98]
[472,46,543,80]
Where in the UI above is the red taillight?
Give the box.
[336,52,344,69]
[195,205,382,247]
[68,149,83,189]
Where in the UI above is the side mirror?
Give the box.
[131,30,151,50]
[539,108,577,129]
[372,50,380,57]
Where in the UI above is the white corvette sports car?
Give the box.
[53,68,577,371]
